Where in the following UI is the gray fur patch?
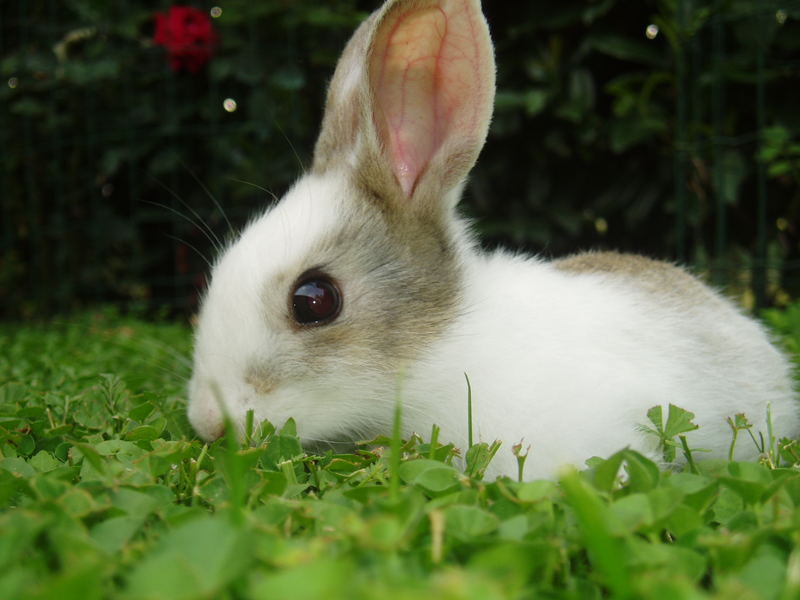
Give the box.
[553,251,725,306]
[292,194,462,371]
[245,364,279,395]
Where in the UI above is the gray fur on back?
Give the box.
[553,251,726,308]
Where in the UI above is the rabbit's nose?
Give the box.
[191,406,225,441]
[187,378,225,441]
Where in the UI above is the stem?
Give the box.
[389,391,402,502]
[429,424,440,460]
[465,373,473,450]
[728,428,739,462]
[679,435,698,474]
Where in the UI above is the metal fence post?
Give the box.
[674,0,690,264]
[712,0,727,286]
[754,8,769,310]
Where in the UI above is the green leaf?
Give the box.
[129,402,156,423]
[582,0,618,24]
[664,504,705,537]
[559,469,631,598]
[718,462,773,504]
[623,449,661,493]
[28,561,108,600]
[60,486,105,518]
[557,69,595,122]
[525,89,549,116]
[711,486,745,526]
[250,558,354,600]
[592,450,626,492]
[0,457,36,479]
[592,449,660,493]
[0,469,32,507]
[17,434,36,457]
[111,487,164,517]
[609,493,653,535]
[464,441,501,479]
[516,480,558,502]
[122,425,159,442]
[260,434,304,470]
[737,544,787,599]
[497,514,531,541]
[646,405,665,433]
[91,516,146,554]
[123,516,252,600]
[587,33,667,66]
[270,65,306,91]
[11,97,47,116]
[308,500,358,535]
[663,405,700,439]
[609,115,665,153]
[279,418,298,437]
[399,459,461,494]
[468,542,545,594]
[667,472,718,512]
[95,440,146,462]
[444,505,499,541]
[29,451,61,472]
[627,537,707,581]
[716,151,747,205]
[362,515,405,551]
[641,405,699,463]
[0,383,29,405]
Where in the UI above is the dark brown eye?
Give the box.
[291,275,342,326]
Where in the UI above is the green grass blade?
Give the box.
[559,469,632,599]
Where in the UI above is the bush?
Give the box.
[2,0,799,317]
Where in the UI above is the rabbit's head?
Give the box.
[188,0,495,444]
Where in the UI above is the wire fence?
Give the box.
[672,1,800,307]
[1,0,799,319]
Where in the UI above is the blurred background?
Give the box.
[1,0,799,319]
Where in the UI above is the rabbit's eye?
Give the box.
[291,275,342,326]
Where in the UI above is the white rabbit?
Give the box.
[187,0,798,480]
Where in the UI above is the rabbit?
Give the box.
[187,0,799,480]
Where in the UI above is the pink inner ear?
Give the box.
[371,1,487,197]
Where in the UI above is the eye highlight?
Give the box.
[291,273,342,326]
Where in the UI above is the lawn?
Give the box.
[2,306,800,599]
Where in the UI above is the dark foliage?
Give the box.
[1,0,799,318]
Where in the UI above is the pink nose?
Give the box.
[193,409,225,441]
[187,386,226,441]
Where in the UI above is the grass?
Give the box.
[1,307,800,599]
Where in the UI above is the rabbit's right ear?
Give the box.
[313,0,495,216]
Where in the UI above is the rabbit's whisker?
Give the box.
[273,118,307,175]
[181,161,235,238]
[165,233,213,270]
[148,179,225,253]
[227,177,280,204]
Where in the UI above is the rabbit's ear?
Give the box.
[313,0,495,211]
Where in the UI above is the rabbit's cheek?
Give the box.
[245,368,277,396]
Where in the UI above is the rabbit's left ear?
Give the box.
[313,0,495,212]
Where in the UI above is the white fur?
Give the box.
[402,252,797,479]
[189,177,361,441]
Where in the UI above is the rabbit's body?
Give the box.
[406,251,796,479]
[188,0,798,479]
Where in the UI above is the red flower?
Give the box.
[154,6,217,73]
